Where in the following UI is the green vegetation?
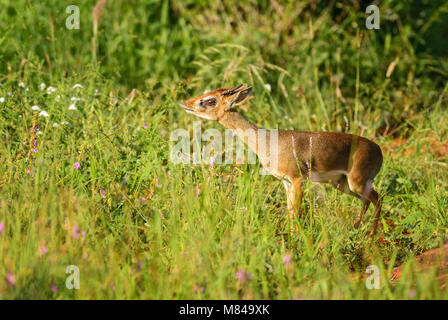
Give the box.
[0,0,447,299]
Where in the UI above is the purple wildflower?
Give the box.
[100,189,107,199]
[283,254,292,266]
[73,162,80,170]
[73,225,80,239]
[155,177,162,188]
[0,222,4,234]
[40,245,48,254]
[6,272,15,287]
[143,121,148,129]
[235,269,252,284]
[209,156,216,168]
[51,283,58,293]
[236,269,244,280]
[193,284,205,292]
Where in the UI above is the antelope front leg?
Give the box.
[291,178,303,218]
[283,179,302,235]
[283,181,296,235]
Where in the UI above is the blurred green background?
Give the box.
[0,0,447,299]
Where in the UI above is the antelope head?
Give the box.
[179,84,252,121]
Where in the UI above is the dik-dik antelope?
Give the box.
[180,84,383,236]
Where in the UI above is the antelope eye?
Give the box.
[205,98,216,107]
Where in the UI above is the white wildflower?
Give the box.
[265,83,271,92]
[71,97,81,101]
[40,83,46,90]
[0,97,5,103]
[19,82,26,88]
[61,121,69,125]
[68,103,77,110]
[72,84,83,89]
[53,122,59,127]
[47,86,57,94]
[56,95,61,102]
[31,105,41,111]
[38,110,49,117]
[36,130,43,135]
[7,92,12,96]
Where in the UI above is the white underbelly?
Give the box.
[310,170,347,183]
[263,166,347,184]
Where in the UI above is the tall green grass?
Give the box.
[0,0,447,299]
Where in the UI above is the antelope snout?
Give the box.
[179,102,189,110]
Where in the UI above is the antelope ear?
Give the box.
[222,84,247,96]
[229,87,252,108]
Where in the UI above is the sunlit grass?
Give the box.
[0,0,447,299]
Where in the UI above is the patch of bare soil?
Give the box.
[390,244,448,289]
